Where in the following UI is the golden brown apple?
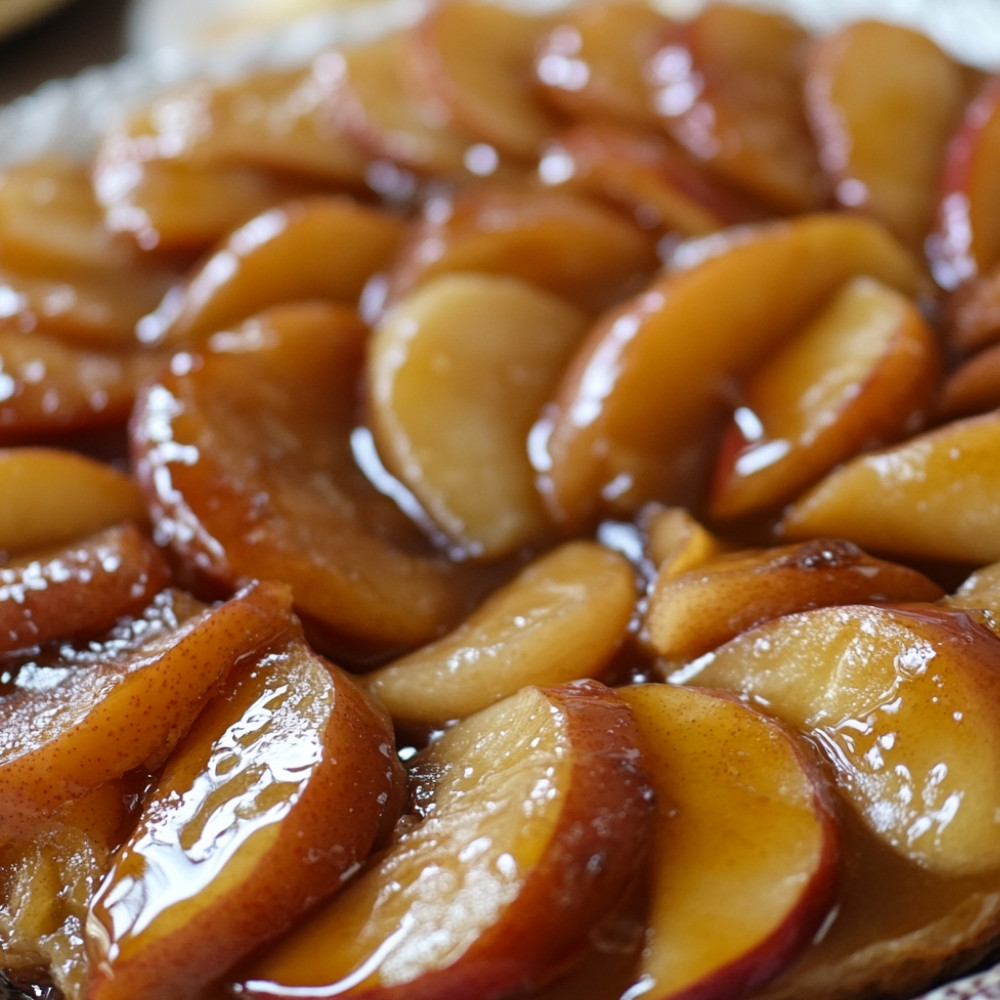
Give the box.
[236,681,653,1000]
[684,601,1000,877]
[710,275,942,520]
[0,580,294,839]
[640,504,726,574]
[804,20,970,248]
[0,448,146,556]
[130,301,465,652]
[940,339,1000,418]
[143,196,405,347]
[0,522,170,654]
[646,4,826,212]
[408,0,559,160]
[539,214,926,527]
[368,274,587,558]
[385,183,659,313]
[780,408,1000,564]
[618,683,840,1000]
[364,540,637,726]
[86,627,404,1000]
[645,538,943,663]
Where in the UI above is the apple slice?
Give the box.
[533,0,669,128]
[408,0,559,160]
[313,32,486,179]
[804,20,970,248]
[385,183,658,314]
[684,601,1000,876]
[709,275,942,520]
[368,273,587,559]
[0,522,170,654]
[131,301,465,653]
[86,627,404,1000]
[640,504,725,574]
[0,579,295,838]
[618,683,840,1000]
[364,540,637,726]
[939,339,1000,418]
[236,680,652,1000]
[538,213,926,527]
[143,195,405,347]
[0,448,146,556]
[780,408,1000,564]
[928,71,1000,290]
[538,122,765,238]
[646,4,826,212]
[943,266,1000,357]
[645,538,943,663]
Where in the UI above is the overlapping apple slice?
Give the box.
[236,681,653,1000]
[86,626,404,1000]
[364,539,637,727]
[685,601,1000,877]
[780,408,1000,564]
[539,213,926,527]
[710,275,941,520]
[618,683,840,1000]
[804,19,971,248]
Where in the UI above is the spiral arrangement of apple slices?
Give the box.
[5,3,1000,1000]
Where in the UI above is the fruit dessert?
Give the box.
[3,2,1000,999]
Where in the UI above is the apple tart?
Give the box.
[5,2,1000,1000]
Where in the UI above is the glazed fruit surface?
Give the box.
[3,3,1000,1000]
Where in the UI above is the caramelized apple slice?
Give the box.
[618,684,839,1000]
[685,602,1000,876]
[641,504,725,574]
[409,0,559,159]
[538,122,765,237]
[645,538,943,663]
[237,681,652,1000]
[314,32,485,178]
[780,408,1000,563]
[928,72,1000,290]
[710,275,941,520]
[0,580,294,838]
[368,274,587,558]
[939,339,1000,418]
[144,196,405,347]
[539,214,926,526]
[86,627,404,1000]
[365,540,636,726]
[386,183,658,313]
[534,0,668,127]
[131,302,463,652]
[804,20,970,248]
[647,4,826,212]
[0,522,170,654]
[0,448,145,556]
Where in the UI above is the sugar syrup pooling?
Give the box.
[7,1,1000,1000]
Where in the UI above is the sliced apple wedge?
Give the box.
[364,540,637,726]
[940,338,1000,418]
[0,448,146,556]
[368,274,587,558]
[534,0,668,128]
[618,683,840,1000]
[408,0,559,160]
[710,275,941,520]
[928,71,1000,290]
[640,504,726,575]
[645,538,943,663]
[804,20,970,248]
[131,302,464,653]
[0,522,170,654]
[684,602,1000,877]
[539,213,926,526]
[86,627,404,1000]
[0,580,294,838]
[385,183,658,314]
[780,408,1000,564]
[144,195,405,347]
[647,4,825,212]
[237,681,653,1000]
